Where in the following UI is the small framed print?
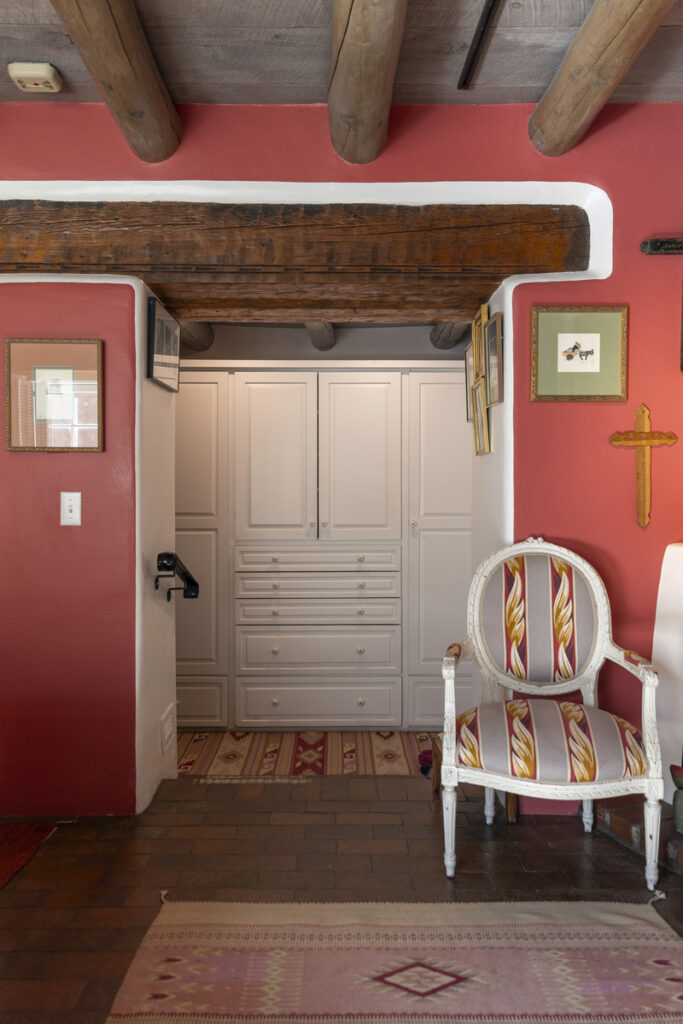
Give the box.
[471,377,490,456]
[484,312,503,406]
[472,304,488,380]
[531,305,627,401]
[147,297,181,392]
[5,338,103,452]
[464,342,474,421]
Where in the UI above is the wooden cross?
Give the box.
[609,404,677,528]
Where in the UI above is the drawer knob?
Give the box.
[357,554,365,562]
[358,581,366,589]
[320,521,328,528]
[357,647,365,654]
[271,648,279,655]
[271,555,279,563]
[309,521,317,528]
[410,519,417,528]
[272,698,280,707]
[272,609,279,616]
[358,608,365,615]
[357,698,366,706]
[272,582,280,589]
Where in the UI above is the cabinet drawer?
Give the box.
[235,572,401,599]
[176,677,228,727]
[235,678,401,726]
[234,546,401,572]
[235,626,401,674]
[236,598,401,625]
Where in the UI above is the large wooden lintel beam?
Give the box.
[49,0,182,163]
[0,200,589,322]
[529,0,674,157]
[328,0,407,164]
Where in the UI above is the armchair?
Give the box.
[441,537,663,889]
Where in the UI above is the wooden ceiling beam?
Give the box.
[328,0,407,164]
[429,322,470,350]
[529,0,675,157]
[49,0,182,163]
[179,321,214,352]
[304,322,336,350]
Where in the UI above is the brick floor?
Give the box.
[1,774,681,1023]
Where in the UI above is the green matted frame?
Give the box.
[531,305,628,402]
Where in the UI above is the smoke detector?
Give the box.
[8,62,63,93]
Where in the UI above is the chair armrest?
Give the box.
[441,637,473,673]
[606,642,658,687]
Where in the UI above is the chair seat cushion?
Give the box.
[456,699,646,783]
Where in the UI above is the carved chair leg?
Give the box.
[432,737,442,796]
[442,784,457,877]
[506,792,518,823]
[484,786,495,825]
[643,795,661,891]
[582,798,594,832]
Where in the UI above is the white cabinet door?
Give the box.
[406,372,476,724]
[234,373,318,540]
[318,372,401,540]
[175,371,229,726]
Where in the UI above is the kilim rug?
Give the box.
[0,822,54,888]
[177,730,437,777]
[105,901,683,1024]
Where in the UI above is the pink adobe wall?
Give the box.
[0,283,137,816]
[0,100,681,812]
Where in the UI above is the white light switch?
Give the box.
[60,491,82,526]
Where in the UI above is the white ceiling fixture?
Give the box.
[7,61,62,93]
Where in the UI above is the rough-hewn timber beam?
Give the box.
[328,0,407,164]
[429,322,470,350]
[304,322,336,350]
[529,0,674,157]
[49,0,182,163]
[0,200,589,322]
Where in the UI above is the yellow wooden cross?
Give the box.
[609,404,677,528]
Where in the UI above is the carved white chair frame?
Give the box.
[441,537,663,890]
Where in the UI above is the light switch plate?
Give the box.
[60,491,81,526]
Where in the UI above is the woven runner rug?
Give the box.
[106,901,683,1024]
[0,822,54,888]
[177,730,437,777]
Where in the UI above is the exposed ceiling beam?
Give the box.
[49,0,182,163]
[328,0,407,164]
[0,200,589,323]
[179,321,214,352]
[528,0,675,157]
[305,322,336,350]
[429,322,470,350]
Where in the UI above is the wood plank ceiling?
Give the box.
[0,1,680,337]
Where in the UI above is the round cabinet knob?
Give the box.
[358,581,366,589]
[357,647,365,655]
[271,609,279,616]
[271,555,279,563]
[320,521,328,528]
[309,521,317,528]
[271,698,280,707]
[358,608,365,615]
[410,520,417,528]
[357,698,366,707]
[271,648,279,655]
[357,554,365,562]
[272,582,280,589]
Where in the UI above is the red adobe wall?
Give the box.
[0,101,681,814]
[0,283,137,816]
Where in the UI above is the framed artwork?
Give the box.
[5,338,103,452]
[471,377,490,456]
[464,342,474,421]
[147,297,181,392]
[484,312,503,406]
[472,304,488,380]
[531,305,628,402]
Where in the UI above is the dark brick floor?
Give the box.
[1,774,681,1023]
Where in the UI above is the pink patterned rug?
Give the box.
[106,901,683,1023]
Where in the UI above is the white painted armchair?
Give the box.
[441,537,663,889]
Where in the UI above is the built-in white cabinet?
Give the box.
[175,365,473,730]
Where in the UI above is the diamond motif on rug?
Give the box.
[374,961,468,997]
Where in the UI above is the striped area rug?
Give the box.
[177,730,437,777]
